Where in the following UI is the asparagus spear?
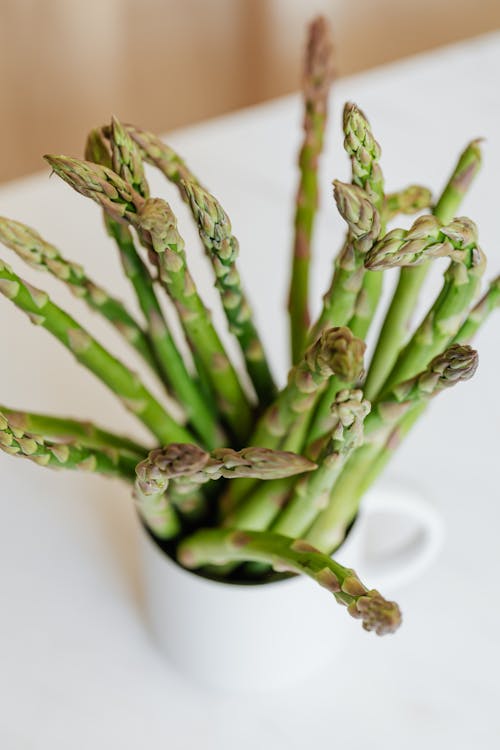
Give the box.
[365,215,478,270]
[0,411,137,479]
[137,197,253,440]
[453,274,500,343]
[273,390,370,538]
[383,184,433,221]
[307,104,385,443]
[341,101,385,333]
[222,327,365,524]
[288,16,334,364]
[251,326,365,450]
[100,123,223,447]
[124,123,198,190]
[332,272,500,523]
[0,215,157,371]
[0,406,147,456]
[134,443,208,538]
[377,218,485,394]
[46,153,234,446]
[306,344,478,551]
[109,116,150,199]
[309,181,381,340]
[134,443,316,538]
[363,139,482,400]
[182,181,276,405]
[0,257,193,445]
[178,529,401,635]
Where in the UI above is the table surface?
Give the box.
[1,32,499,749]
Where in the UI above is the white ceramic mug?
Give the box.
[139,482,443,692]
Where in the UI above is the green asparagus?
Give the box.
[288,16,334,363]
[0,411,137,479]
[306,344,478,551]
[137,197,253,440]
[0,257,192,444]
[0,215,157,372]
[0,405,147,456]
[221,327,365,524]
[183,181,276,405]
[178,529,401,635]
[363,139,482,399]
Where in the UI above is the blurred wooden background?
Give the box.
[1,0,499,183]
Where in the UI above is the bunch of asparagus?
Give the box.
[1,16,496,638]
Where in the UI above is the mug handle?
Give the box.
[344,482,444,591]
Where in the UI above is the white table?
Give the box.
[1,32,499,748]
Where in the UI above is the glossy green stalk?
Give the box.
[306,345,478,551]
[178,529,401,635]
[288,16,334,363]
[0,258,192,445]
[0,406,147,457]
[183,181,276,405]
[0,411,138,480]
[363,139,482,400]
[0,215,156,372]
[138,198,252,441]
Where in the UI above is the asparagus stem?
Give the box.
[109,116,150,199]
[0,258,193,444]
[363,139,482,400]
[178,529,401,635]
[0,411,138,479]
[134,443,208,538]
[183,181,277,406]
[453,274,500,343]
[217,409,313,521]
[341,101,386,345]
[124,123,198,191]
[222,327,365,520]
[137,197,253,441]
[107,122,224,447]
[329,271,500,527]
[307,103,385,442]
[306,345,478,551]
[273,390,370,538]
[378,219,485,395]
[0,406,147,457]
[382,184,433,221]
[288,16,334,364]
[134,443,316,537]
[0,216,157,372]
[50,148,223,448]
[309,181,381,341]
